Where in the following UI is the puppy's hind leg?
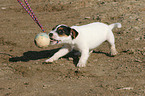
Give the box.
[107,31,118,56]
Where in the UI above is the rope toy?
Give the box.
[17,0,45,32]
[18,0,50,48]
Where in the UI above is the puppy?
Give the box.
[46,22,121,67]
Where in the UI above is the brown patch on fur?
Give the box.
[71,29,78,39]
[57,27,69,37]
[58,34,69,37]
[58,27,64,30]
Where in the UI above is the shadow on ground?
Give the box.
[9,48,80,65]
[9,48,112,66]
[9,48,61,62]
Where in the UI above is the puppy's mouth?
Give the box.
[50,38,61,45]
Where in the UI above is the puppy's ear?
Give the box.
[70,29,78,39]
[52,25,59,30]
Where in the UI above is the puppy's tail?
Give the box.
[109,23,122,30]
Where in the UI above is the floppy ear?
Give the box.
[70,29,78,39]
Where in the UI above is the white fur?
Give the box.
[45,22,121,67]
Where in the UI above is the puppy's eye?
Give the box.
[58,30,63,35]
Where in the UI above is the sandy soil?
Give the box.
[0,0,145,96]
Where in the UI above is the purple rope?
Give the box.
[24,0,38,24]
[17,0,45,32]
[24,0,44,32]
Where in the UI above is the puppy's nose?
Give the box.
[49,33,53,37]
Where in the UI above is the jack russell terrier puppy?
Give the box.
[45,22,121,67]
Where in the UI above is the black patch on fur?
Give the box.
[71,29,78,39]
[56,25,71,36]
[52,25,78,39]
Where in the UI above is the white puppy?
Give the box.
[46,22,121,67]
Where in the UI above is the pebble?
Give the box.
[136,18,141,21]
[68,57,73,61]
[122,87,134,90]
[42,85,47,89]
[117,87,133,90]
[42,84,51,89]
[84,17,91,19]
[2,63,7,66]
[24,82,29,86]
[135,37,140,41]
[1,7,6,10]
[34,61,39,64]
[135,59,142,63]
[143,52,145,56]
[123,49,135,54]
[123,48,145,55]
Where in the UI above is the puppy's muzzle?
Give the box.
[49,33,61,44]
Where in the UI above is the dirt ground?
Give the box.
[0,0,145,96]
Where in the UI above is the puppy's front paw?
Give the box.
[77,63,86,67]
[45,58,54,63]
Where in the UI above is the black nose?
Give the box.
[49,33,53,37]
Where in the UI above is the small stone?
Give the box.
[24,82,29,86]
[1,7,6,10]
[123,49,135,54]
[122,87,133,90]
[43,84,50,89]
[2,63,7,66]
[135,37,140,41]
[84,17,91,19]
[136,18,141,21]
[117,87,133,90]
[42,85,47,89]
[135,59,142,63]
[68,57,73,61]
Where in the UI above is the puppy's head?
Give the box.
[49,25,78,45]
